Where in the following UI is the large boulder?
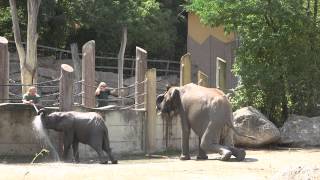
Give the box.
[280,115,320,147]
[233,106,280,147]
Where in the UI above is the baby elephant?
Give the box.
[37,109,117,164]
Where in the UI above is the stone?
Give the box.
[233,106,280,147]
[280,115,320,147]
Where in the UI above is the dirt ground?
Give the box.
[0,148,320,180]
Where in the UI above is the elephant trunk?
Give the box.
[156,94,165,111]
[37,108,50,128]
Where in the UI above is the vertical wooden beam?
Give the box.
[118,26,127,105]
[58,64,73,158]
[59,64,74,111]
[81,40,95,108]
[180,53,192,86]
[0,37,9,103]
[70,43,81,104]
[145,68,157,153]
[135,47,147,109]
[197,70,209,87]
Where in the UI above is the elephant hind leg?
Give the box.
[72,141,79,163]
[221,126,246,161]
[197,136,208,160]
[89,137,108,164]
[92,145,108,164]
[200,122,232,161]
[102,136,117,164]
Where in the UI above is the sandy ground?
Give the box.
[0,148,320,180]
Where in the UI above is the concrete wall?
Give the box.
[0,103,198,160]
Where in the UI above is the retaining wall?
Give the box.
[0,103,198,160]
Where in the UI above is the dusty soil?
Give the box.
[0,148,320,180]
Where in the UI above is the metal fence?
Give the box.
[8,41,180,77]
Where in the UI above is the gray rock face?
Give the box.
[233,106,280,147]
[280,115,320,147]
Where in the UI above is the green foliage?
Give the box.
[1,0,187,60]
[187,0,320,125]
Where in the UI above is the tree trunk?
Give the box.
[26,0,41,86]
[9,0,26,93]
[118,26,127,105]
[9,0,41,94]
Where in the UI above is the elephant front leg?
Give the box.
[180,128,191,160]
[62,132,73,162]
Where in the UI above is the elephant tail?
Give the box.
[227,115,256,140]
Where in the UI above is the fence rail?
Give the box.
[8,41,180,76]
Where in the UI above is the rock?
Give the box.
[280,115,320,147]
[233,106,280,147]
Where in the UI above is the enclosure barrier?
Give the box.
[180,53,192,86]
[0,37,9,103]
[135,47,147,109]
[145,68,157,153]
[198,70,209,87]
[82,40,96,108]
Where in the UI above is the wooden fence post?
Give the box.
[145,68,157,153]
[59,64,74,111]
[135,47,147,109]
[82,40,95,108]
[180,53,192,86]
[0,37,9,103]
[70,43,81,105]
[58,64,74,157]
[197,70,209,87]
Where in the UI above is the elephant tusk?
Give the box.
[157,111,162,116]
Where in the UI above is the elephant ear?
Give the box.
[171,88,181,105]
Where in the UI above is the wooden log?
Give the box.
[70,43,81,104]
[0,37,9,103]
[197,70,209,87]
[135,47,147,109]
[58,64,74,157]
[118,26,127,105]
[180,53,192,86]
[145,68,157,153]
[81,40,96,108]
[59,64,74,111]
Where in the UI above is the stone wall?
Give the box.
[0,103,198,160]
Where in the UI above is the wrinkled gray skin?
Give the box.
[157,83,254,161]
[38,109,117,164]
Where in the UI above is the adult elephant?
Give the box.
[37,109,117,164]
[156,83,254,161]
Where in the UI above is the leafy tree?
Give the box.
[187,0,320,125]
[1,0,187,60]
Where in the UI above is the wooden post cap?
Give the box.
[61,64,74,72]
[0,37,8,44]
